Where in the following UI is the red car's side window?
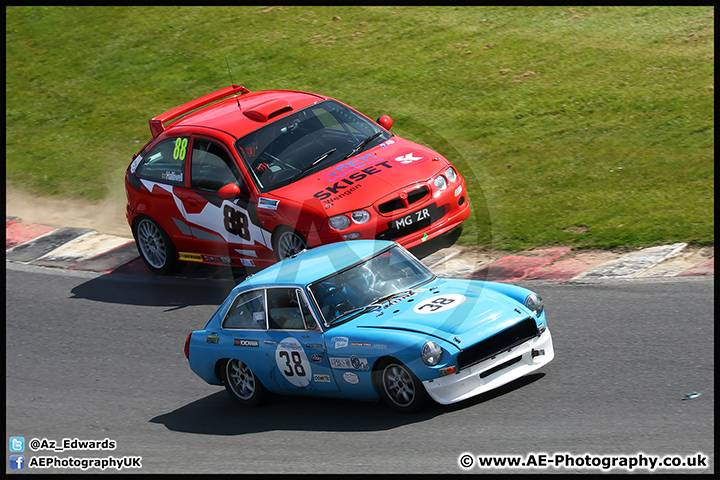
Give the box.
[190,138,243,193]
[135,137,188,186]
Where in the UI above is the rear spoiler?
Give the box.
[149,85,250,138]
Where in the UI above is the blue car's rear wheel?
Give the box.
[223,359,267,407]
[376,360,429,413]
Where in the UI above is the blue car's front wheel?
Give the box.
[223,359,267,407]
[376,360,429,413]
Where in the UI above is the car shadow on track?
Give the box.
[68,228,463,308]
[69,272,235,308]
[150,373,544,434]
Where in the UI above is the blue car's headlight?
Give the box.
[421,341,442,366]
[524,293,544,316]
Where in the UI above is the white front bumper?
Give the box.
[422,329,554,405]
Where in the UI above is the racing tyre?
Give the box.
[133,216,181,275]
[223,359,267,407]
[376,360,430,413]
[273,227,308,261]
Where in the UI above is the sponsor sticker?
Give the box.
[392,152,426,166]
[313,157,393,200]
[234,339,259,347]
[130,154,143,174]
[206,333,219,344]
[161,171,183,182]
[240,258,256,267]
[350,355,366,370]
[310,354,325,363]
[258,197,280,210]
[343,372,360,384]
[331,337,348,349]
[179,252,203,262]
[314,374,331,383]
[329,356,370,371]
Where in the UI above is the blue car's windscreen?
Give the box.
[308,246,434,327]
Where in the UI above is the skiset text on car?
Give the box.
[125,85,470,274]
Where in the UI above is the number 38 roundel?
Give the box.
[275,338,311,387]
[413,294,466,314]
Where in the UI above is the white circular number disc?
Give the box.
[413,294,466,314]
[275,337,311,387]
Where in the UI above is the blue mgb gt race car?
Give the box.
[184,240,554,412]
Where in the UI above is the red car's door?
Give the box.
[181,136,274,266]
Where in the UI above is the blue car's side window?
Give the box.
[265,288,321,331]
[297,291,319,331]
[223,290,267,329]
[268,288,316,330]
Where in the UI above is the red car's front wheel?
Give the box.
[273,227,308,261]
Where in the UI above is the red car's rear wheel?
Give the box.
[133,216,181,275]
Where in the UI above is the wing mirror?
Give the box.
[377,115,393,130]
[218,183,243,199]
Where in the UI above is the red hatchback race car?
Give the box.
[125,85,470,275]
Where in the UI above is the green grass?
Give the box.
[6,6,714,251]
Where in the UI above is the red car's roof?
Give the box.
[156,88,328,139]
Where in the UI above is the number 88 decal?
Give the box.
[275,338,311,387]
[413,294,466,314]
[173,138,188,160]
[223,204,251,241]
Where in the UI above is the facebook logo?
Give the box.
[9,437,25,452]
[10,455,25,470]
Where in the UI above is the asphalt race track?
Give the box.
[5,262,714,474]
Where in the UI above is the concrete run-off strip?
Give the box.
[572,243,688,280]
[5,217,714,282]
